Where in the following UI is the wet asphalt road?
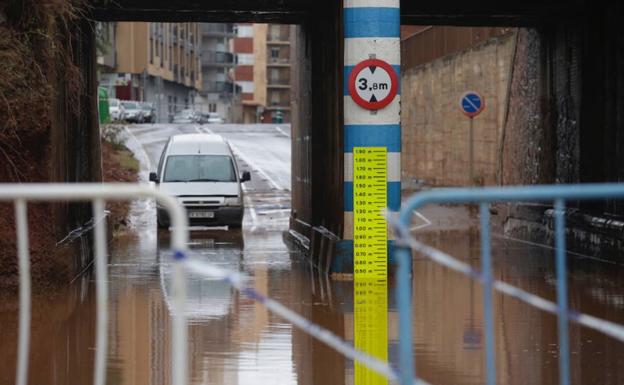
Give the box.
[1,123,624,385]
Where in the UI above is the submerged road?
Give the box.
[0,123,624,385]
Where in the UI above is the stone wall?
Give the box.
[401,31,516,188]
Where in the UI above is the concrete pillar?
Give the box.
[341,0,401,270]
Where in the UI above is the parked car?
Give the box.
[172,109,200,124]
[149,133,251,229]
[202,113,225,124]
[121,101,143,123]
[140,102,155,123]
[109,98,125,121]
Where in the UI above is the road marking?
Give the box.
[199,125,289,191]
[196,125,214,135]
[242,183,258,230]
[275,126,290,138]
[410,210,432,231]
[256,208,291,214]
[122,125,152,171]
[195,126,284,189]
[229,142,284,191]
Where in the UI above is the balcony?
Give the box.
[268,77,290,88]
[267,26,290,44]
[267,57,290,67]
[265,103,291,111]
[203,80,239,94]
[201,51,237,67]
[202,24,236,38]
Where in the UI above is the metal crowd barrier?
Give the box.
[393,183,624,385]
[9,183,430,385]
[5,184,189,385]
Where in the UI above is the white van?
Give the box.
[149,134,250,229]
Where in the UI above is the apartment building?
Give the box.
[233,24,293,123]
[197,23,240,122]
[265,24,292,123]
[99,22,202,123]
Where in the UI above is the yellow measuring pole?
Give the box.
[354,278,389,385]
[353,146,388,385]
[353,147,388,278]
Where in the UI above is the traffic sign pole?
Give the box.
[469,117,474,186]
[459,91,485,186]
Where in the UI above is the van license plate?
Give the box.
[189,211,215,219]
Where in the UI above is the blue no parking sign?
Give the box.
[460,91,485,118]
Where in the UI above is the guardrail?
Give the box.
[5,184,189,385]
[393,183,624,385]
[9,183,428,385]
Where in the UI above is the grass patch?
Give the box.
[101,126,140,235]
[113,148,140,175]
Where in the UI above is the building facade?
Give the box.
[98,22,202,123]
[233,24,293,124]
[265,24,292,123]
[197,23,240,123]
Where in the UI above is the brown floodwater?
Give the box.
[1,203,624,385]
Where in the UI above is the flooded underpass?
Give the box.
[1,125,624,385]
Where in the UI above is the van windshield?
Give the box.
[163,155,236,183]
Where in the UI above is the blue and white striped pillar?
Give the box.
[343,0,401,265]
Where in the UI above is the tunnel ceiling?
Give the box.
[92,0,591,25]
[91,0,315,23]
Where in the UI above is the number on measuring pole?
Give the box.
[348,59,398,111]
[353,147,387,279]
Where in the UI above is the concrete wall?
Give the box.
[499,28,554,186]
[289,2,344,245]
[401,31,516,187]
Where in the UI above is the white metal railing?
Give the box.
[5,184,188,385]
[9,183,430,385]
[393,183,624,385]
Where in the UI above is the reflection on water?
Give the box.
[0,275,96,385]
[2,226,624,385]
[354,278,388,385]
[411,231,624,385]
[107,226,299,385]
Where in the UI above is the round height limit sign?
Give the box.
[349,59,398,110]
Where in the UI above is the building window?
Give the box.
[269,25,281,41]
[209,103,217,113]
[271,48,279,59]
[270,68,279,82]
